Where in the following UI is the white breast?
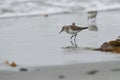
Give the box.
[67,29,80,34]
[88,13,97,18]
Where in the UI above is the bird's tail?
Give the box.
[81,27,88,30]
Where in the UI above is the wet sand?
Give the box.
[1,61,120,80]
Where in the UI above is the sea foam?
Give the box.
[0,0,120,18]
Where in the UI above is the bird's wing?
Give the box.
[71,25,81,30]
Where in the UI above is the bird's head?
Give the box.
[72,22,75,26]
[59,26,68,34]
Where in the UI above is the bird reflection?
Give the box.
[88,24,98,31]
[70,40,78,48]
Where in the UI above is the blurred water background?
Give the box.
[0,0,120,17]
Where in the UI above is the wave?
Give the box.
[0,0,120,18]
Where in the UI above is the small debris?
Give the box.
[87,70,99,75]
[59,75,65,79]
[5,60,9,64]
[10,61,17,67]
[111,68,120,72]
[4,60,17,67]
[19,68,28,72]
[44,14,49,17]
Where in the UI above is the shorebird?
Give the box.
[59,22,88,44]
[87,11,97,24]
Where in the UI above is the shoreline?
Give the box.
[0,9,120,19]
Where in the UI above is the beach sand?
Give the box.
[1,61,120,80]
[0,10,120,80]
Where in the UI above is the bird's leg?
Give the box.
[74,34,77,46]
[93,17,96,25]
[70,40,74,45]
[74,34,77,42]
[87,17,90,26]
[95,17,97,25]
[91,18,94,25]
[94,17,96,22]
[70,35,74,45]
[70,35,74,40]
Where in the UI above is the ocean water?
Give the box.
[0,0,120,17]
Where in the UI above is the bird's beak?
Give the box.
[59,28,63,34]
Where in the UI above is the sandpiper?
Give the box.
[59,22,88,43]
[87,10,97,24]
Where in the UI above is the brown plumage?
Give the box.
[60,22,88,34]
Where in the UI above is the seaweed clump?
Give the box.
[95,36,120,53]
